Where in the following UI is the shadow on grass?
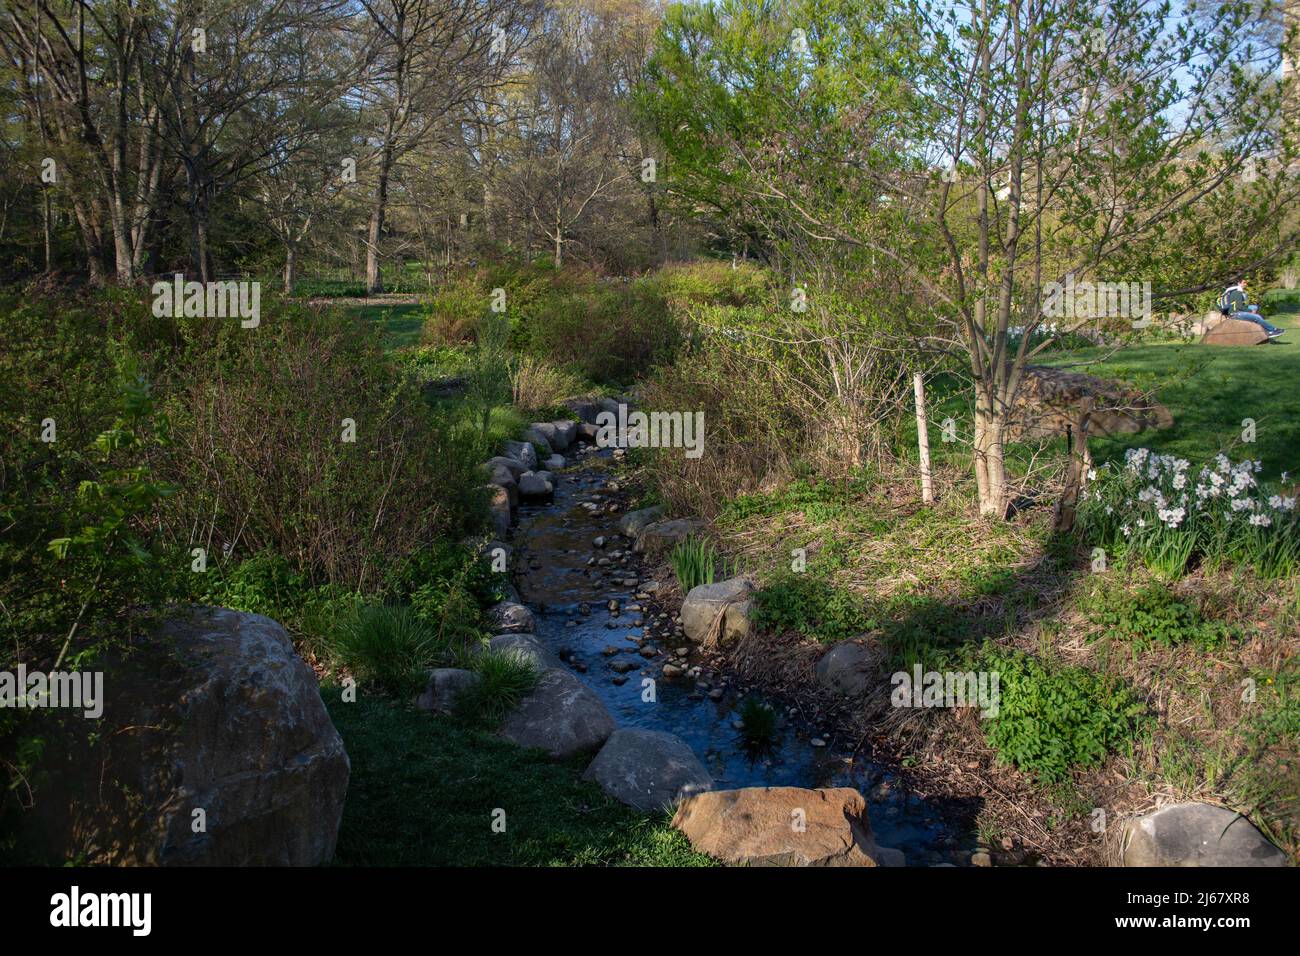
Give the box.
[321,687,714,866]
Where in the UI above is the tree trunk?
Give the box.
[914,372,934,504]
[283,243,297,295]
[973,396,1008,518]
[366,148,393,295]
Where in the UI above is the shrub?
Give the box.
[423,277,487,346]
[1080,582,1237,651]
[509,354,587,417]
[327,604,448,697]
[982,648,1147,785]
[154,301,486,589]
[752,573,871,643]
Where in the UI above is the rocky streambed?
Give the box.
[497,437,977,866]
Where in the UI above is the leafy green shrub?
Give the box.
[669,535,733,592]
[876,595,976,666]
[423,277,487,346]
[982,648,1147,785]
[327,604,448,698]
[1080,582,1237,650]
[457,650,540,728]
[752,573,870,643]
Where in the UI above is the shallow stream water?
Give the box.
[510,447,976,866]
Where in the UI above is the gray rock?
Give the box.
[499,668,616,759]
[543,454,566,472]
[415,668,481,714]
[566,400,601,424]
[618,505,666,538]
[523,425,554,455]
[517,471,554,501]
[484,484,512,539]
[635,518,703,554]
[681,578,753,644]
[37,608,350,865]
[484,455,528,478]
[488,600,535,634]
[488,467,519,508]
[814,641,881,697]
[502,440,538,470]
[550,420,578,450]
[485,633,560,671]
[583,729,713,812]
[1122,803,1289,867]
[578,422,600,442]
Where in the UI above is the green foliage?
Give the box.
[982,648,1147,785]
[1080,582,1237,651]
[457,650,540,729]
[752,573,871,643]
[668,535,732,592]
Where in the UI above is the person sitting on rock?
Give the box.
[1217,277,1284,339]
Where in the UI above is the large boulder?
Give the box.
[485,455,529,478]
[499,668,616,759]
[550,420,578,451]
[672,786,904,867]
[1122,803,1289,867]
[814,641,882,697]
[582,729,713,812]
[1009,365,1174,439]
[31,608,349,865]
[480,633,561,671]
[681,578,753,644]
[502,440,538,470]
[619,505,665,538]
[487,600,535,634]
[1203,317,1269,347]
[415,668,481,714]
[565,399,601,424]
[523,425,554,455]
[517,471,554,502]
[635,518,704,554]
[484,484,512,539]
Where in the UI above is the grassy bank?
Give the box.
[324,688,712,867]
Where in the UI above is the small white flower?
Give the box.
[1249,513,1271,527]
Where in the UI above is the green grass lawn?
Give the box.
[342,303,425,349]
[1041,298,1300,478]
[323,688,714,867]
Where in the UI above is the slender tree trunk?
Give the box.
[914,372,934,504]
[283,243,297,295]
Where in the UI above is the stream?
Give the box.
[509,445,978,866]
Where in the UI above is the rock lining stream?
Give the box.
[509,444,977,866]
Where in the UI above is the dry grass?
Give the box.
[632,457,1299,865]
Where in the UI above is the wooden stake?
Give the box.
[914,372,934,504]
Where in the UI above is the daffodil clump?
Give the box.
[1079,449,1300,579]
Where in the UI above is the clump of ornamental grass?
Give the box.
[668,534,734,592]
[1078,449,1300,580]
